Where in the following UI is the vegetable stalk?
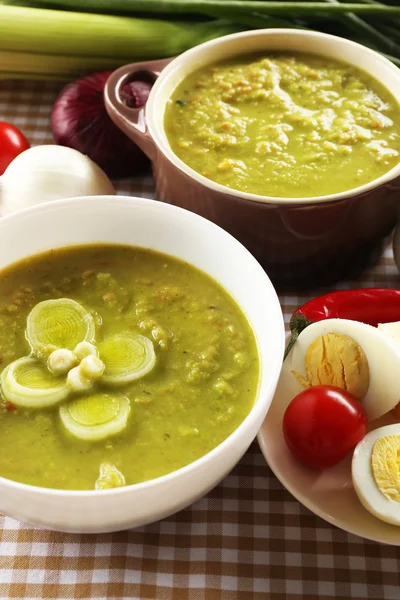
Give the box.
[0,6,240,58]
[2,0,400,79]
[322,0,400,56]
[0,50,131,77]
[5,0,400,17]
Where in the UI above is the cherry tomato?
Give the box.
[283,386,367,470]
[0,121,30,175]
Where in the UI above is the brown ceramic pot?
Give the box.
[105,30,400,290]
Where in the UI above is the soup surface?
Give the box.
[0,245,258,490]
[165,52,400,198]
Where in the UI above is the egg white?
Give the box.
[290,318,400,421]
[352,424,400,526]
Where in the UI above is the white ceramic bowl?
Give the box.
[0,195,284,533]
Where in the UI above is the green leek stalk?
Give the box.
[0,5,239,56]
[0,50,131,79]
[0,5,240,79]
[2,1,400,80]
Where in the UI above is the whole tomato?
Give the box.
[0,122,30,175]
[283,385,368,469]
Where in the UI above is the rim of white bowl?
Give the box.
[147,28,400,206]
[0,195,285,497]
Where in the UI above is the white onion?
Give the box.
[0,145,115,215]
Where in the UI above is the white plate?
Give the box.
[257,333,400,545]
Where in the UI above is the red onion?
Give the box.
[51,71,152,179]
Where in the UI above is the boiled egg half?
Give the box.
[290,318,400,421]
[352,424,400,526]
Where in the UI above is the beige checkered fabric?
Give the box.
[1,79,400,600]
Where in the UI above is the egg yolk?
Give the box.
[372,435,400,502]
[293,332,370,399]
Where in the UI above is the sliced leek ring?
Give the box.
[26,298,95,357]
[1,357,69,408]
[60,393,130,441]
[95,463,126,490]
[99,333,156,386]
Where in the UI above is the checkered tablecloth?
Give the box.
[1,79,400,600]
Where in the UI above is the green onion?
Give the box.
[5,0,400,17]
[321,0,400,59]
[379,25,400,43]
[212,10,309,30]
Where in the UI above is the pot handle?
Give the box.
[104,58,173,161]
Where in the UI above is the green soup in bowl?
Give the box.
[0,244,259,491]
[165,52,400,198]
[0,195,284,533]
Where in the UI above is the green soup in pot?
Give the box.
[0,245,259,490]
[164,52,400,198]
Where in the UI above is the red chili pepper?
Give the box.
[284,288,400,360]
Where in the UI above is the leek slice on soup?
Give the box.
[95,463,126,490]
[26,298,95,357]
[99,333,156,385]
[1,357,69,408]
[60,393,130,441]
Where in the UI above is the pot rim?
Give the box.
[146,28,400,206]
